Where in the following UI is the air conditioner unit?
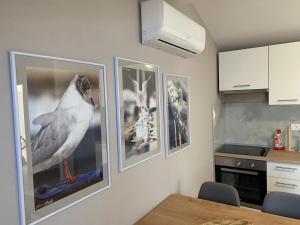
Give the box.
[141,0,206,58]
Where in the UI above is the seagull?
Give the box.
[177,88,188,124]
[31,74,96,182]
[127,76,157,150]
[129,75,151,108]
[167,81,188,146]
[167,81,188,123]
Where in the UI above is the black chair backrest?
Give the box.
[198,181,240,207]
[262,191,300,219]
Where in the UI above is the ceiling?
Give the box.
[191,0,300,51]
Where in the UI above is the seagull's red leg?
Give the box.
[63,158,71,180]
[63,158,80,183]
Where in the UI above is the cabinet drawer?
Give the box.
[267,162,300,180]
[267,177,300,194]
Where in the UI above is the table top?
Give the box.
[135,194,300,225]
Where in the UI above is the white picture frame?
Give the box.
[114,57,162,172]
[163,73,191,158]
[10,51,111,225]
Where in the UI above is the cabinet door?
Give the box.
[269,42,300,105]
[219,46,268,92]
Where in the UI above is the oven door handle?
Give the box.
[220,167,259,176]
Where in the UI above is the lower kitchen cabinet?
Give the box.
[267,162,300,194]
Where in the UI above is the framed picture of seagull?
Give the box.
[163,73,191,158]
[114,57,162,172]
[9,51,111,225]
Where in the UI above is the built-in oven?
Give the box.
[215,156,267,208]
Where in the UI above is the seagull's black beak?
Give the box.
[90,97,95,107]
[84,90,96,108]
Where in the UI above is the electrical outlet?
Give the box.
[291,123,300,131]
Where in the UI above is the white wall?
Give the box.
[0,0,219,224]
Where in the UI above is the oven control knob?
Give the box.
[236,162,241,166]
[250,163,255,168]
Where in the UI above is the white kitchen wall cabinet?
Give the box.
[267,162,300,195]
[269,42,300,105]
[219,46,269,92]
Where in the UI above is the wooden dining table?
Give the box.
[135,194,300,225]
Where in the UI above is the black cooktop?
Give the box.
[217,144,269,157]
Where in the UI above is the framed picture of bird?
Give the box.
[114,57,162,172]
[9,51,111,225]
[163,73,191,157]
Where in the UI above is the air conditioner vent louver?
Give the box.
[158,39,197,55]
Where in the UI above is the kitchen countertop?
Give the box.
[215,149,300,164]
[215,151,267,161]
[267,150,300,164]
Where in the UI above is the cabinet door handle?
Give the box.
[277,99,298,102]
[275,182,298,188]
[275,166,297,171]
[233,85,251,88]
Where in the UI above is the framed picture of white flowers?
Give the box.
[114,57,161,171]
[163,73,191,157]
[10,51,111,225]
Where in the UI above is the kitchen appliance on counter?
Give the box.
[215,144,269,209]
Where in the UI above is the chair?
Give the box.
[262,191,300,219]
[198,181,240,206]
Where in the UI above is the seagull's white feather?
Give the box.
[31,110,70,166]
[32,111,57,127]
[31,75,94,174]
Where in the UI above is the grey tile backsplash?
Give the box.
[212,104,225,150]
[213,102,300,149]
